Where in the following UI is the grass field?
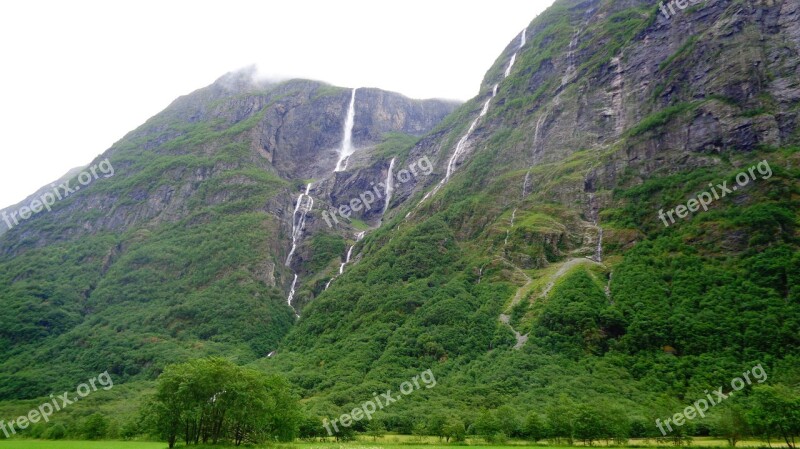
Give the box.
[0,441,167,449]
[0,438,786,449]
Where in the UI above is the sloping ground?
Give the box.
[0,75,458,400]
[265,0,800,431]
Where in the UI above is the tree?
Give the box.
[546,399,576,444]
[82,413,109,440]
[443,418,466,442]
[366,419,386,441]
[425,413,447,440]
[574,404,604,445]
[44,423,66,440]
[748,385,800,449]
[144,357,301,447]
[712,404,749,447]
[495,405,522,438]
[475,409,501,442]
[524,412,548,442]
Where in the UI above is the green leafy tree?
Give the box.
[443,417,466,442]
[366,419,386,441]
[748,385,800,448]
[495,405,522,438]
[82,413,109,440]
[574,404,604,445]
[524,412,547,442]
[144,357,300,447]
[712,404,749,447]
[475,409,501,442]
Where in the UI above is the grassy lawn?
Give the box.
[0,441,167,449]
[0,438,786,449]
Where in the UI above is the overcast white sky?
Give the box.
[0,0,555,209]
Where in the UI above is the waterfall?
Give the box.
[562,29,580,86]
[595,226,603,263]
[285,183,313,318]
[504,208,517,246]
[285,183,314,266]
[522,170,532,198]
[383,158,396,214]
[504,54,517,78]
[418,84,499,205]
[334,88,358,172]
[504,28,527,78]
[532,111,548,160]
[286,274,299,315]
[339,245,355,274]
[325,231,366,290]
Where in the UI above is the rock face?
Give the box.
[0,71,459,398]
[392,0,799,247]
[0,73,458,255]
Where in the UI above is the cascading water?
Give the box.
[532,111,548,160]
[286,274,299,316]
[383,158,396,214]
[325,231,366,290]
[504,208,517,246]
[285,183,314,266]
[504,28,527,78]
[339,245,355,274]
[417,30,525,208]
[522,170,532,198]
[285,183,313,317]
[418,84,499,205]
[595,226,604,263]
[334,88,358,172]
[562,29,580,86]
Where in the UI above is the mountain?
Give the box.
[0,69,459,400]
[1,0,799,440]
[0,166,86,237]
[261,0,800,432]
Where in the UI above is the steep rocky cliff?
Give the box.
[0,70,458,398]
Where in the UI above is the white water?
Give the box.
[532,111,548,160]
[562,29,580,86]
[595,226,603,262]
[286,274,298,315]
[383,158,396,214]
[325,231,366,290]
[285,183,314,266]
[285,184,313,317]
[504,54,517,78]
[339,245,355,274]
[522,170,532,198]
[504,28,527,78]
[334,88,358,172]
[504,208,517,246]
[418,84,499,205]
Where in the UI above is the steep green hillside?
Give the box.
[0,74,458,400]
[261,0,800,437]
